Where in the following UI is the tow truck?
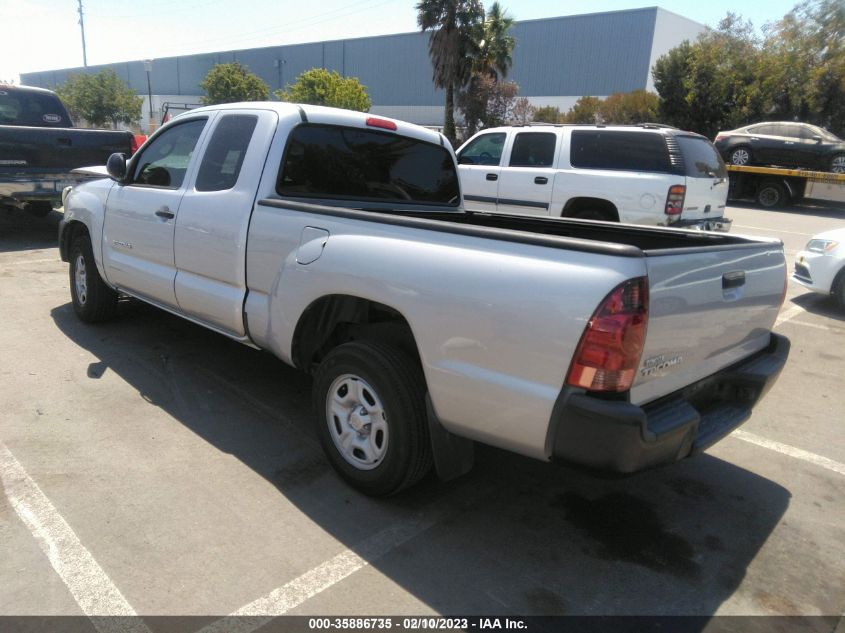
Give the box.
[727,164,845,208]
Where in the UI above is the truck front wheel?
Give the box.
[69,235,118,322]
[312,340,433,496]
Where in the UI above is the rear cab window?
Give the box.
[675,135,727,179]
[569,130,671,173]
[277,124,460,207]
[0,88,72,127]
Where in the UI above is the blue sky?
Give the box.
[1,0,803,83]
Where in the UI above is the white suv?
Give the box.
[456,124,731,230]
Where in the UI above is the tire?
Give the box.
[24,201,54,218]
[834,271,845,311]
[729,146,752,166]
[312,340,432,496]
[756,181,787,208]
[69,234,118,323]
[830,153,845,174]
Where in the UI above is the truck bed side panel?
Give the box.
[245,204,647,460]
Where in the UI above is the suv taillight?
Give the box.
[566,277,649,393]
[714,134,726,142]
[665,184,685,217]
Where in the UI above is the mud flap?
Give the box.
[425,394,474,481]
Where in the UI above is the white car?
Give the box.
[456,124,731,230]
[792,227,845,307]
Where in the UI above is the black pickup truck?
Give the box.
[0,84,136,216]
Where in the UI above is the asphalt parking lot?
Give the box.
[1,203,843,626]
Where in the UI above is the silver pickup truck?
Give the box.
[59,103,790,495]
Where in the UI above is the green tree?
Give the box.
[762,0,845,135]
[510,97,535,124]
[456,74,519,134]
[199,62,269,105]
[474,2,515,79]
[458,2,517,136]
[55,69,142,128]
[532,105,563,123]
[653,14,767,137]
[563,96,603,123]
[276,68,371,112]
[417,0,484,144]
[599,90,660,124]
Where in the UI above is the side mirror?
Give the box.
[106,152,128,182]
[812,135,822,143]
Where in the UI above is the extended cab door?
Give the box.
[456,131,507,212]
[102,117,209,308]
[496,131,558,216]
[173,110,278,336]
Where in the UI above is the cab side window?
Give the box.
[509,132,557,167]
[458,133,507,166]
[132,119,206,188]
[195,115,258,192]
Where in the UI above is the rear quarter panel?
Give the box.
[245,204,647,460]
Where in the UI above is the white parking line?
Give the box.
[775,304,806,327]
[198,513,442,633]
[733,224,813,237]
[732,430,845,477]
[0,442,150,633]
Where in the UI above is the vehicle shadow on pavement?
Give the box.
[0,208,62,253]
[50,301,792,622]
[789,292,845,322]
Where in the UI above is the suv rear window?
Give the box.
[569,131,671,173]
[0,88,71,127]
[676,136,727,178]
[277,124,460,207]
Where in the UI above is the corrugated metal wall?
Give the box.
[21,7,671,105]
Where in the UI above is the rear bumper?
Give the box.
[550,333,789,473]
[673,216,733,232]
[0,173,78,207]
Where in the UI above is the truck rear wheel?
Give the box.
[69,235,118,322]
[756,181,787,208]
[312,340,432,496]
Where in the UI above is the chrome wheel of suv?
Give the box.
[831,154,845,174]
[730,147,751,166]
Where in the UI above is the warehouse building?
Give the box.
[21,6,704,130]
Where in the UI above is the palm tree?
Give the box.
[417,0,484,144]
[475,2,515,80]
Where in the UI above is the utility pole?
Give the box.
[77,0,88,67]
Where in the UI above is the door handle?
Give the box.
[486,173,498,181]
[56,137,72,146]
[534,176,548,185]
[155,207,175,219]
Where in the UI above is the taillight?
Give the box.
[566,277,649,393]
[129,135,139,155]
[366,116,397,131]
[715,134,726,142]
[665,184,685,217]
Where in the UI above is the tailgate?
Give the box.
[682,175,728,221]
[0,126,132,170]
[630,241,785,406]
